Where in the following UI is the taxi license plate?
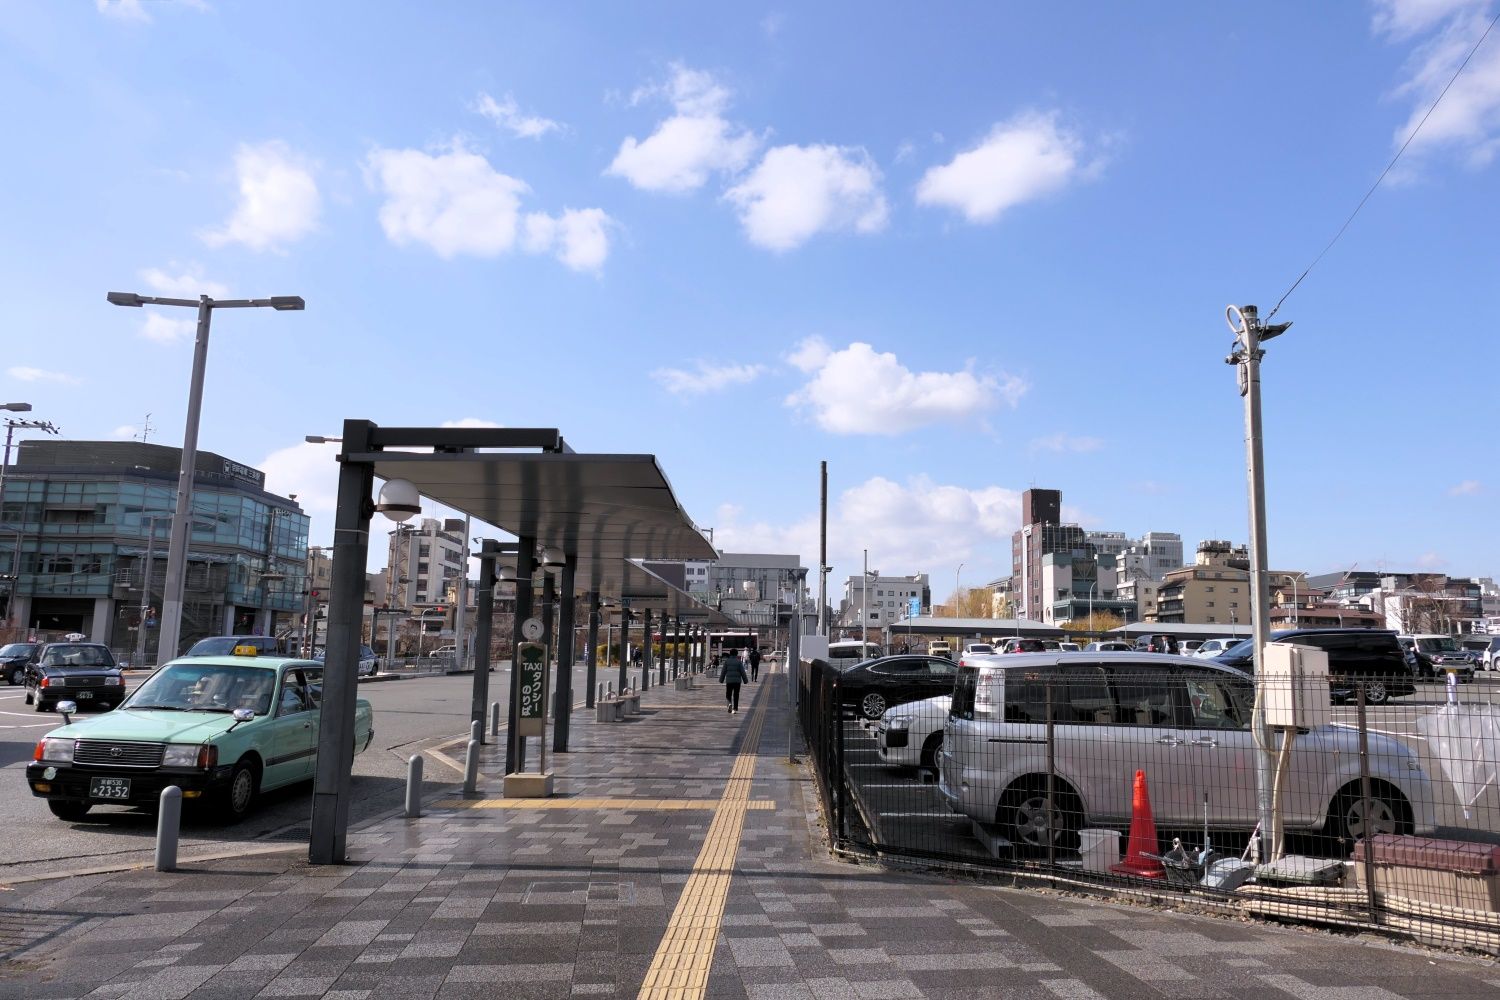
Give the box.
[74,691,93,699]
[89,777,131,800]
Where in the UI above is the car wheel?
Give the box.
[1363,680,1389,706]
[218,758,260,823]
[860,692,887,720]
[47,801,91,821]
[23,688,33,705]
[1000,779,1081,856]
[6,667,21,686]
[919,731,943,776]
[34,696,50,712]
[1329,782,1411,848]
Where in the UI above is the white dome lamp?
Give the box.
[539,545,566,571]
[374,478,420,523]
[493,563,516,599]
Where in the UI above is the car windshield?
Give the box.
[39,645,115,667]
[966,644,994,654]
[124,663,276,714]
[1220,638,1254,659]
[1415,637,1459,653]
[0,643,38,657]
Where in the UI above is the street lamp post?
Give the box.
[1087,579,1098,636]
[132,514,167,669]
[954,563,964,618]
[108,290,303,661]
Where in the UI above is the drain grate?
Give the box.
[0,908,89,959]
[522,881,636,905]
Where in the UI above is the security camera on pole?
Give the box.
[1226,302,1291,861]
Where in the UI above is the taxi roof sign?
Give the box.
[232,645,261,656]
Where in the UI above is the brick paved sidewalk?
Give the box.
[3,669,1499,1000]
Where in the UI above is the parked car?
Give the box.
[27,647,375,822]
[1058,642,1081,653]
[1457,635,1496,670]
[877,694,951,773]
[827,640,884,669]
[1215,629,1416,705]
[1400,634,1475,682]
[0,642,40,686]
[962,642,995,656]
[839,654,959,720]
[937,653,1437,855]
[1083,641,1132,652]
[23,643,125,712]
[312,644,381,677]
[1133,634,1180,654]
[1481,636,1500,672]
[927,641,952,659]
[1000,638,1047,654]
[184,635,289,658]
[1180,640,1204,655]
[1193,638,1238,658]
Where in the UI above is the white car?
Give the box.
[313,644,381,677]
[1194,638,1237,658]
[938,653,1438,854]
[962,642,995,656]
[877,695,951,772]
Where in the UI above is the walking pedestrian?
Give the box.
[748,645,762,682]
[720,649,748,714]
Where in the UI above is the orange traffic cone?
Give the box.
[1110,769,1165,879]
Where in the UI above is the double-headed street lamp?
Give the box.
[108,290,304,660]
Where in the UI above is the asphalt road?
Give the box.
[0,660,614,879]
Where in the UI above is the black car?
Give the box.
[23,643,125,712]
[1,642,40,686]
[1215,628,1415,705]
[839,654,959,720]
[1133,634,1181,654]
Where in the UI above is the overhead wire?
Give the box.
[1264,7,1500,322]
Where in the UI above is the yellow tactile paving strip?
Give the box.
[434,797,774,811]
[636,687,769,999]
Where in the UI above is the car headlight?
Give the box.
[104,676,124,686]
[37,738,75,763]
[887,715,913,729]
[162,743,216,768]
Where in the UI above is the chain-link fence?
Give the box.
[798,654,1500,954]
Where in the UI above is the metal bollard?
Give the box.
[404,754,424,818]
[490,701,501,740]
[597,683,605,704]
[463,739,480,796]
[471,720,482,745]
[155,785,182,872]
[607,681,615,697]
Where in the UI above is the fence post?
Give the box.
[1046,679,1056,872]
[1357,684,1377,923]
[833,672,845,843]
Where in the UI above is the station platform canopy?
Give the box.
[352,433,729,621]
[878,617,1065,639]
[1112,622,1252,641]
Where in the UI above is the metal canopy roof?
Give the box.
[613,560,738,626]
[359,449,727,619]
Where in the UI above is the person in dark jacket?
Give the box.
[720,650,749,713]
[748,645,762,682]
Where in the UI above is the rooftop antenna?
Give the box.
[137,413,154,443]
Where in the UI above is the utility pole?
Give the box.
[861,548,868,652]
[817,460,828,636]
[1226,302,1292,860]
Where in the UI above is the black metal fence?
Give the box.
[798,655,1500,954]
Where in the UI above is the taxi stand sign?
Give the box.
[516,642,549,738]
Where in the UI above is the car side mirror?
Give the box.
[58,701,77,723]
[227,707,255,732]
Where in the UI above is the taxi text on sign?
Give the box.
[516,642,549,737]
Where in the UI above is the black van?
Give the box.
[1214,628,1415,705]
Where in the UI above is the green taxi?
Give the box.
[27,647,375,822]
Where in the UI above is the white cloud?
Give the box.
[201,141,320,252]
[139,264,228,299]
[440,418,505,429]
[785,337,1026,435]
[651,361,767,395]
[1029,433,1104,454]
[1379,2,1500,166]
[366,142,613,269]
[259,440,342,518]
[96,0,149,21]
[1448,479,1482,495]
[712,474,1023,592]
[7,366,80,385]
[1415,550,1448,568]
[140,313,195,344]
[607,64,759,192]
[522,208,613,272]
[916,112,1096,223]
[112,424,140,439]
[762,13,786,38]
[725,144,888,251]
[473,92,563,139]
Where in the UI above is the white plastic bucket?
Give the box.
[1078,828,1121,872]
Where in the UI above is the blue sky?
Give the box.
[2,1,1496,598]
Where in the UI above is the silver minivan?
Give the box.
[937,653,1437,853]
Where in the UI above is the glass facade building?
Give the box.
[0,440,308,660]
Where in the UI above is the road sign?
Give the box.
[908,596,921,618]
[516,642,549,737]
